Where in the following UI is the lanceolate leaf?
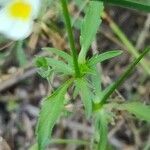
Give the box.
[117,102,150,121]
[36,80,72,150]
[79,1,104,63]
[91,66,102,97]
[36,56,73,76]
[88,50,122,66]
[75,78,93,117]
[43,47,73,65]
[97,0,150,12]
[45,57,73,75]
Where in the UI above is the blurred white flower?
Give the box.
[0,0,40,40]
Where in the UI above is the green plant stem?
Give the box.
[99,47,150,106]
[97,0,150,12]
[110,22,150,75]
[103,13,150,75]
[61,0,80,77]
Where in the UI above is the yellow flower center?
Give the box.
[8,1,32,20]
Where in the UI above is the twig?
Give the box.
[0,50,50,92]
[0,68,37,92]
[0,42,14,51]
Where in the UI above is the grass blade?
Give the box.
[98,0,150,12]
[99,47,150,105]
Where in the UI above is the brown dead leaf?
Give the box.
[0,137,11,150]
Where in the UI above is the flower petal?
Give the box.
[25,0,41,18]
[0,0,10,6]
[0,8,33,40]
[0,9,12,33]
[0,0,40,40]
[5,20,33,40]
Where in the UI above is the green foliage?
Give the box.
[0,0,150,149]
[91,66,102,97]
[79,1,104,63]
[45,57,73,75]
[36,80,72,150]
[87,50,122,102]
[75,78,93,117]
[36,56,73,76]
[88,50,122,66]
[109,19,150,75]
[98,0,150,12]
[35,1,150,150]
[117,102,150,121]
[43,47,73,65]
[99,47,150,105]
[36,57,52,79]
[97,110,108,150]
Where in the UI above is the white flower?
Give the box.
[0,0,40,40]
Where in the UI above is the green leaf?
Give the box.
[37,67,52,79]
[98,47,150,105]
[45,58,73,75]
[36,56,73,77]
[45,57,73,75]
[43,47,73,65]
[98,0,150,12]
[88,50,122,66]
[91,66,102,98]
[36,80,72,150]
[79,1,104,63]
[117,102,150,121]
[75,78,93,117]
[36,56,49,68]
[35,57,52,79]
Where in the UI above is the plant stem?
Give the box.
[61,0,80,77]
[103,13,150,75]
[98,0,150,12]
[99,47,150,106]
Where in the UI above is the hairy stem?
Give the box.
[61,0,80,77]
